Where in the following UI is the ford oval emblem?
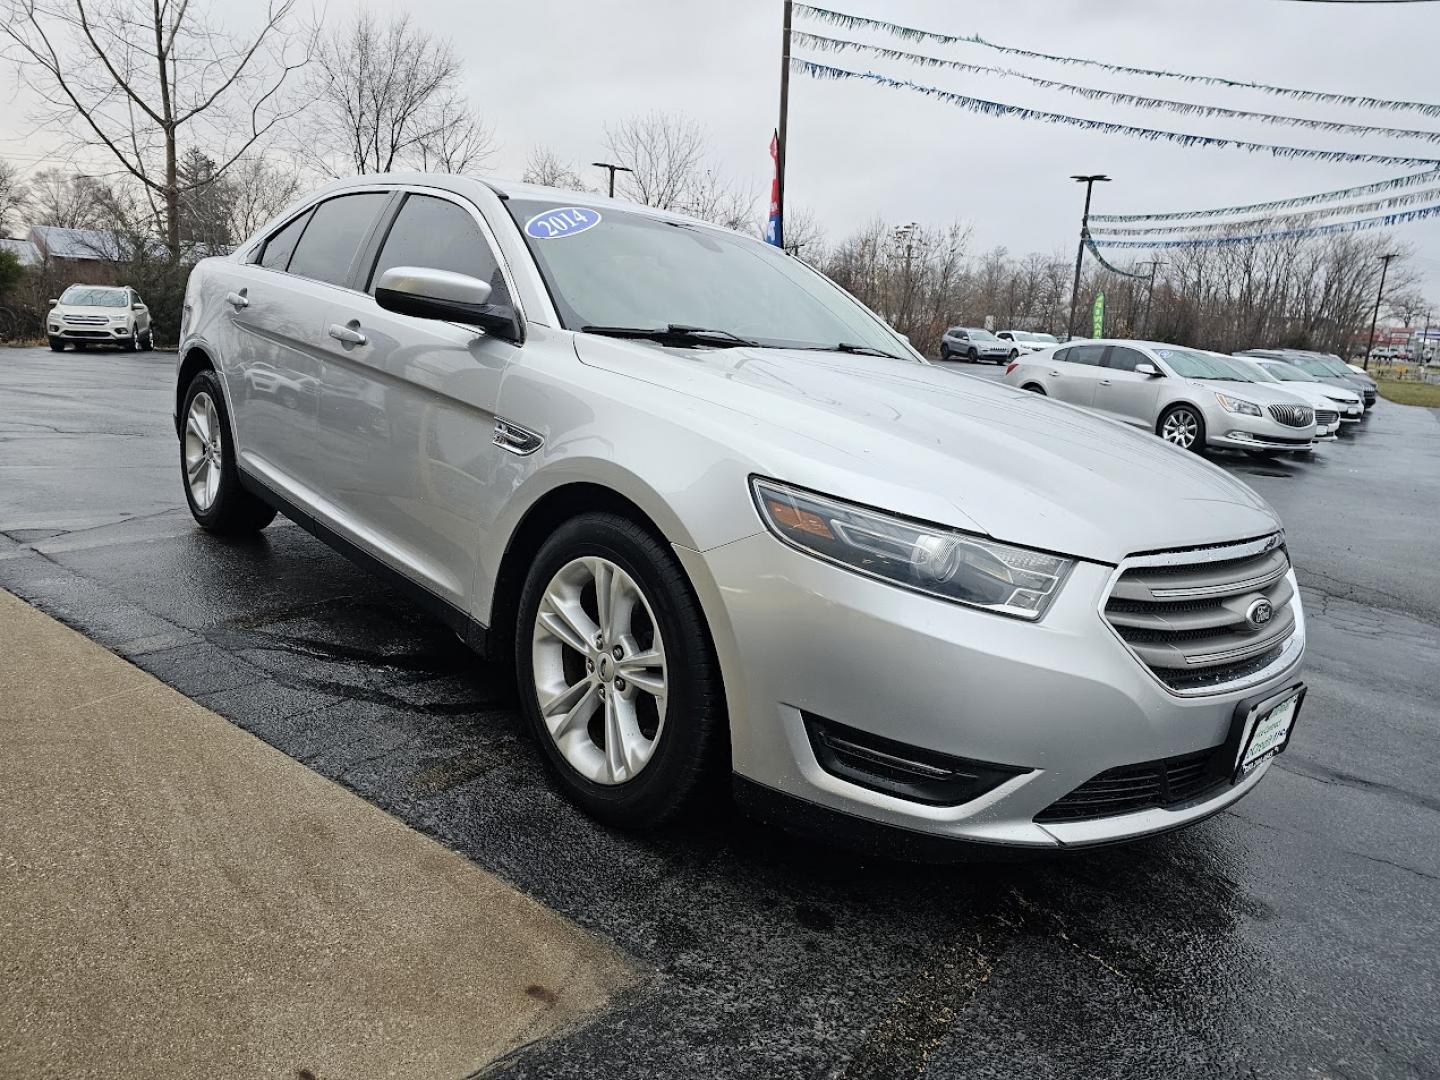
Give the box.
[525,206,601,240]
[1245,597,1274,630]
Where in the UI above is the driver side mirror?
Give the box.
[374,266,522,343]
[1135,363,1162,377]
[48,298,58,307]
[132,301,145,310]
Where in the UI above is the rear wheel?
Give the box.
[180,369,276,534]
[939,345,951,360]
[967,347,978,362]
[516,512,725,829]
[141,328,154,351]
[1022,383,1046,395]
[1159,404,1205,453]
[1008,349,1019,361]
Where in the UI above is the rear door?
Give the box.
[314,188,523,610]
[223,191,391,498]
[1042,343,1106,406]
[1095,345,1163,427]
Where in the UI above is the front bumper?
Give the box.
[1207,411,1315,450]
[677,534,1305,849]
[49,324,133,343]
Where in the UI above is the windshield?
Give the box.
[1230,358,1277,383]
[1288,356,1340,378]
[967,329,999,341]
[1311,356,1353,376]
[1031,333,1059,344]
[60,286,127,308]
[1157,348,1253,380]
[507,199,912,357]
[1261,361,1317,383]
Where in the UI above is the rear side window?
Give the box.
[286,193,389,287]
[1106,347,1147,372]
[366,194,507,306]
[1065,344,1106,366]
[258,209,313,271]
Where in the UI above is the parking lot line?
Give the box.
[0,588,639,1080]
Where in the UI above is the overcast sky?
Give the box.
[4,0,1439,311]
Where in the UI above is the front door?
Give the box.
[1094,345,1164,427]
[315,190,521,611]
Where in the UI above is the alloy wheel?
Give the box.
[1162,408,1200,448]
[183,391,223,510]
[531,556,668,785]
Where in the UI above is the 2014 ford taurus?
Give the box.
[174,175,1306,851]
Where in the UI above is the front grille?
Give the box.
[1267,403,1314,428]
[63,314,109,326]
[1036,747,1226,822]
[1314,409,1339,427]
[1103,535,1299,695]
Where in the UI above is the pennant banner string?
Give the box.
[1093,168,1440,222]
[792,59,1440,168]
[1082,231,1151,278]
[792,31,1440,144]
[1090,185,1440,236]
[1092,201,1440,248]
[793,3,1440,117]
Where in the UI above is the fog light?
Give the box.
[804,713,1028,806]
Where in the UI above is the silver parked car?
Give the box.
[174,175,1305,851]
[1004,340,1318,456]
[1228,356,1363,430]
[939,326,1012,363]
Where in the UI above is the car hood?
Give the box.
[53,304,127,318]
[1187,379,1320,409]
[575,337,1281,564]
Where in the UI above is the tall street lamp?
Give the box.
[1066,174,1110,340]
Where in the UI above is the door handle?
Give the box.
[328,323,367,346]
[1099,379,1112,386]
[225,290,248,309]
[1048,370,1062,376]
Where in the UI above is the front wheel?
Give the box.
[48,338,65,352]
[1008,349,1019,361]
[180,369,277,534]
[1159,405,1206,453]
[516,512,726,829]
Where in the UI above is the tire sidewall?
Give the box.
[1161,405,1206,453]
[516,513,722,826]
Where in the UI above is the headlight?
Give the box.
[110,315,129,324]
[751,479,1074,620]
[1214,392,1262,417]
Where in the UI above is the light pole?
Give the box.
[591,162,633,198]
[1067,174,1110,340]
[1364,252,1398,371]
[1141,259,1166,338]
[775,0,793,250]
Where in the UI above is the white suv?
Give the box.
[47,285,153,352]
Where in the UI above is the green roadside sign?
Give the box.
[1092,292,1105,338]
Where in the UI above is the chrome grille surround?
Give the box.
[1267,403,1314,428]
[63,314,109,326]
[1100,533,1304,697]
[1314,409,1339,427]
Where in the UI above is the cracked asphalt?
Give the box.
[2,347,1438,1079]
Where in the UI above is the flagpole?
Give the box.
[776,0,792,249]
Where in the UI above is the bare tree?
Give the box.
[521,146,588,191]
[0,156,27,235]
[26,166,106,229]
[601,111,755,230]
[308,10,493,176]
[1,0,314,256]
[223,154,301,243]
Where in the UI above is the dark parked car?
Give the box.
[1235,350,1376,409]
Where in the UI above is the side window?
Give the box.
[366,194,509,307]
[1066,344,1106,367]
[258,209,313,271]
[1054,347,1069,362]
[286,193,390,287]
[1106,347,1146,372]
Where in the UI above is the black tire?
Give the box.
[125,334,139,352]
[179,369,277,534]
[1022,383,1047,395]
[1008,349,1019,361]
[141,328,154,351]
[48,338,65,352]
[939,346,951,361]
[1158,404,1206,454]
[966,347,978,363]
[516,512,726,829]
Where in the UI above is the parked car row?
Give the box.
[1001,339,1372,457]
[939,326,1063,363]
[46,285,154,352]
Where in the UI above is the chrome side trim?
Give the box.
[493,417,544,456]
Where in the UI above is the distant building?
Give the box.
[0,236,40,267]
[28,225,134,285]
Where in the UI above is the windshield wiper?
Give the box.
[580,324,758,348]
[794,341,906,360]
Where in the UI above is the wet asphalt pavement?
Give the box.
[2,346,1437,1079]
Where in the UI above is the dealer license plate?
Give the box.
[1236,689,1301,779]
